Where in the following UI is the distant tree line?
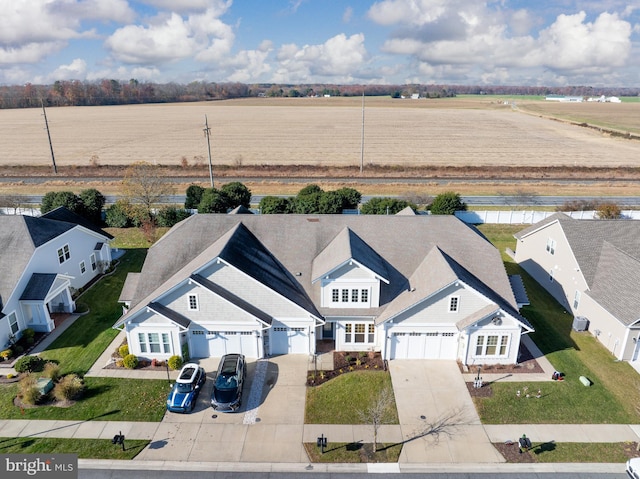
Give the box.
[2,81,637,109]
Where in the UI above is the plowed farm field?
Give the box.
[1,96,638,168]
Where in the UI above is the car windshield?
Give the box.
[215,374,238,390]
[176,382,194,393]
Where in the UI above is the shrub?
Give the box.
[22,328,35,340]
[122,354,138,369]
[7,373,15,379]
[0,349,12,360]
[156,206,191,227]
[168,355,183,371]
[429,191,467,215]
[53,374,85,401]
[43,362,61,381]
[19,374,41,405]
[105,200,132,228]
[118,344,129,358]
[13,345,24,355]
[14,355,44,373]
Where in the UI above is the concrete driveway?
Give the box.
[137,355,309,463]
[388,360,505,463]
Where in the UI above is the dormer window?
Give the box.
[327,285,373,308]
[449,296,459,312]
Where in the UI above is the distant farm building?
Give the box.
[545,95,584,102]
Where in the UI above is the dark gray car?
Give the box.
[211,354,246,412]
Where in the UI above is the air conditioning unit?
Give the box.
[572,316,589,332]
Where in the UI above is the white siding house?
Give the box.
[514,213,640,365]
[116,214,533,364]
[0,207,113,349]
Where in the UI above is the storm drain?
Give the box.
[243,358,268,424]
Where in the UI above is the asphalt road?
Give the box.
[78,468,627,479]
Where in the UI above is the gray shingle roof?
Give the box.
[123,214,518,328]
[147,302,191,329]
[312,227,389,283]
[20,273,57,301]
[587,241,640,326]
[42,207,114,240]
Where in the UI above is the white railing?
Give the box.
[455,210,640,224]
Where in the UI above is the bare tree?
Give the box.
[121,161,173,220]
[0,194,23,214]
[357,386,395,453]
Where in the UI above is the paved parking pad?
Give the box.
[140,355,309,463]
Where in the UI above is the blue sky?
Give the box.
[1,0,639,87]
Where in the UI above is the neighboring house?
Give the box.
[0,207,113,348]
[514,213,640,363]
[115,214,532,364]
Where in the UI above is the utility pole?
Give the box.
[204,115,213,187]
[41,99,57,174]
[360,89,365,175]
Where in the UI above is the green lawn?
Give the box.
[2,247,169,423]
[105,227,170,249]
[0,377,168,422]
[305,371,398,424]
[475,224,640,424]
[0,437,149,460]
[39,249,146,376]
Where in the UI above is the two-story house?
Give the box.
[514,213,640,364]
[0,207,113,348]
[115,214,533,364]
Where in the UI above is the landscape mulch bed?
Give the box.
[494,441,640,463]
[307,351,386,386]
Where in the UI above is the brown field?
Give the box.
[1,96,639,170]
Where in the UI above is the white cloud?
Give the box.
[0,0,133,66]
[533,12,632,71]
[273,33,367,82]
[139,0,226,13]
[370,0,634,84]
[50,58,87,79]
[106,6,235,65]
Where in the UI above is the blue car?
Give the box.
[166,363,206,413]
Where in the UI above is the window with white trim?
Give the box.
[449,296,459,312]
[546,238,556,255]
[188,294,199,311]
[138,332,171,354]
[79,261,86,275]
[332,289,339,302]
[90,253,97,271]
[341,289,349,302]
[8,312,19,335]
[57,245,70,264]
[361,289,368,303]
[351,289,359,302]
[475,334,509,357]
[344,322,375,344]
[573,290,581,309]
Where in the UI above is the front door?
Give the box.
[322,322,334,339]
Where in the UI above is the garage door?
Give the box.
[389,331,457,360]
[270,326,308,355]
[191,330,258,358]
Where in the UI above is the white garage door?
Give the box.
[191,330,258,358]
[270,326,308,355]
[390,331,457,360]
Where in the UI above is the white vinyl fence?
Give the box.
[455,210,640,224]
